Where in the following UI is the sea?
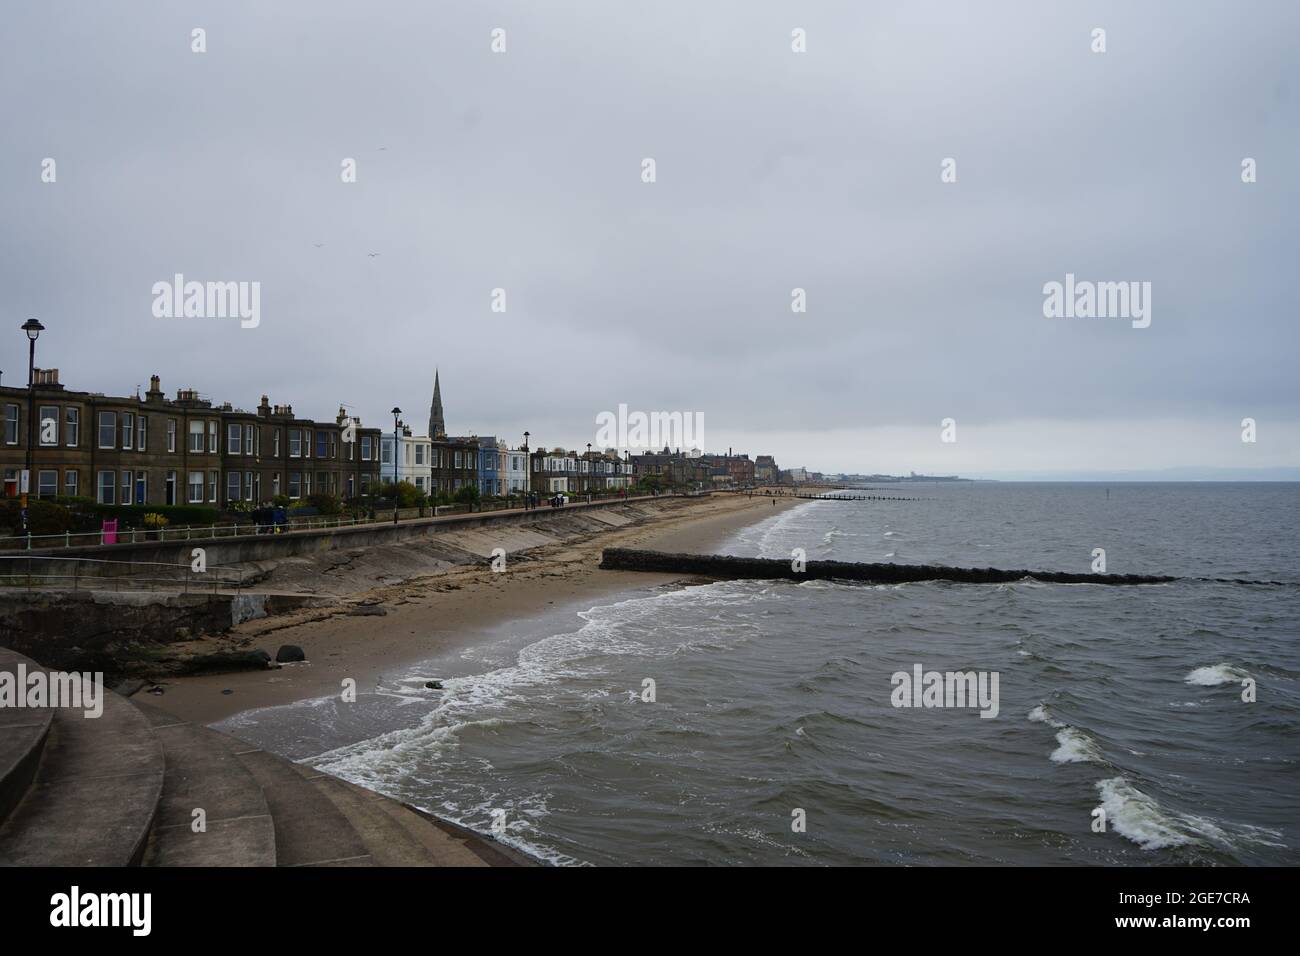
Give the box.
[215,482,1300,866]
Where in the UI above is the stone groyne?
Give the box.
[598,548,1180,585]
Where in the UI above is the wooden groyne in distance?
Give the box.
[598,548,1179,586]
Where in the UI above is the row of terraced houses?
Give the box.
[1,364,778,510]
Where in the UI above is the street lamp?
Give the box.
[586,442,592,495]
[390,407,402,524]
[21,319,44,518]
[523,430,530,508]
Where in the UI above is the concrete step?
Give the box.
[131,701,276,867]
[231,747,374,867]
[0,673,164,866]
[290,764,491,867]
[0,651,54,829]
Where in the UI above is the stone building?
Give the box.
[0,369,382,509]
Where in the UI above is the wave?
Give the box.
[1184,663,1249,686]
[1050,727,1104,764]
[1029,705,1104,764]
[1095,777,1198,850]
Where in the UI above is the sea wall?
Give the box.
[2,497,674,582]
[0,590,330,676]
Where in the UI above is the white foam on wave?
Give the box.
[1051,727,1103,764]
[1185,663,1249,686]
[1095,777,1195,850]
[1029,704,1105,765]
[1027,703,1064,728]
[747,501,821,559]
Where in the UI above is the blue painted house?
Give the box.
[476,437,500,497]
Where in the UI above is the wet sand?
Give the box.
[149,493,803,725]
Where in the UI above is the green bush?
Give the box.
[453,484,480,505]
[379,481,422,508]
[0,499,74,537]
[307,491,343,515]
[83,503,221,528]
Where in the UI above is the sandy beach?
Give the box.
[147,492,803,725]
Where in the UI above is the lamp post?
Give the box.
[390,407,402,524]
[586,442,592,495]
[21,319,44,523]
[522,431,530,508]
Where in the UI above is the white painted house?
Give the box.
[379,427,433,494]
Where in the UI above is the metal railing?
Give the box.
[0,492,669,552]
[0,512,392,551]
[0,554,247,593]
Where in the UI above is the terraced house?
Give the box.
[0,370,382,508]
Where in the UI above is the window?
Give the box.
[167,418,177,452]
[4,405,18,444]
[166,471,177,506]
[415,445,425,465]
[304,473,312,496]
[244,471,253,501]
[64,470,78,497]
[245,425,254,456]
[227,423,242,455]
[272,473,280,497]
[189,420,205,452]
[382,441,393,464]
[252,473,260,502]
[39,406,58,446]
[208,470,218,503]
[98,471,115,504]
[37,470,57,497]
[99,412,117,449]
[65,407,79,447]
[316,432,328,458]
[188,471,204,503]
[137,415,147,451]
[121,412,133,450]
[288,472,301,498]
[227,471,241,503]
[121,470,132,504]
[455,451,462,468]
[304,430,312,458]
[254,427,261,457]
[360,436,373,460]
[273,430,280,456]
[289,428,302,457]
[207,421,217,453]
[328,433,336,459]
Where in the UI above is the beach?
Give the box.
[147,493,804,725]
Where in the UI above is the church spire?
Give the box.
[428,369,445,438]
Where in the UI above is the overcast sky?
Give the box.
[2,1,1296,478]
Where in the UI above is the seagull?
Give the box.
[313,243,324,248]
[367,252,381,258]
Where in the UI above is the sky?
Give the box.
[2,1,1296,479]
